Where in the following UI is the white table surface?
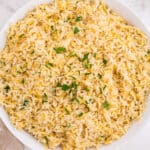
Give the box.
[0,0,150,150]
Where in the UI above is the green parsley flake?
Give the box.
[84,62,92,69]
[51,25,56,32]
[68,51,77,57]
[98,73,102,79]
[103,58,108,65]
[21,78,25,84]
[47,62,54,67]
[70,82,78,89]
[61,84,70,91]
[19,34,24,38]
[42,93,48,103]
[85,72,91,76]
[84,87,90,92]
[74,27,80,34]
[59,82,78,92]
[45,62,54,68]
[23,99,29,107]
[65,107,70,115]
[75,16,82,22]
[103,85,107,91]
[4,85,10,93]
[147,50,150,54]
[93,53,97,58]
[86,99,92,104]
[78,112,83,117]
[82,53,89,61]
[54,47,66,54]
[103,100,109,110]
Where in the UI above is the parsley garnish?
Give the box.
[86,99,92,104]
[21,78,25,84]
[75,16,82,22]
[51,25,54,30]
[82,53,89,61]
[147,50,150,54]
[103,85,107,91]
[59,82,78,91]
[51,25,56,32]
[19,34,24,38]
[78,112,83,117]
[85,72,91,76]
[74,27,80,34]
[84,62,92,69]
[61,84,70,91]
[70,82,78,89]
[54,47,66,54]
[98,73,102,79]
[84,87,90,92]
[45,62,54,68]
[65,107,70,115]
[93,53,97,58]
[103,58,107,65]
[42,93,48,103]
[23,99,29,107]
[68,51,77,57]
[103,100,109,110]
[4,85,10,93]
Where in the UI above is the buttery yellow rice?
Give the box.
[0,0,150,149]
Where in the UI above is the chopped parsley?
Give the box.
[103,85,107,91]
[42,93,48,103]
[70,82,78,89]
[86,99,92,104]
[21,78,25,84]
[31,50,35,54]
[85,72,91,76]
[103,100,109,110]
[75,16,82,22]
[84,87,90,92]
[78,112,83,117]
[147,50,150,54]
[20,99,29,109]
[4,85,10,93]
[19,34,24,38]
[68,51,77,57]
[59,82,78,91]
[98,73,102,79]
[84,62,92,69]
[82,53,89,61]
[103,58,108,65]
[54,47,66,54]
[93,53,97,58]
[45,62,54,68]
[51,25,54,30]
[61,84,70,91]
[23,99,29,107]
[65,107,70,115]
[51,25,56,32]
[74,27,80,34]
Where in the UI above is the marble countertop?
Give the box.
[0,0,150,150]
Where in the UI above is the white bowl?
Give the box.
[0,0,150,150]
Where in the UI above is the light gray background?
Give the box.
[0,0,150,150]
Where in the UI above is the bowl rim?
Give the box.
[0,0,150,150]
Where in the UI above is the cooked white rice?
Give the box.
[0,0,150,149]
